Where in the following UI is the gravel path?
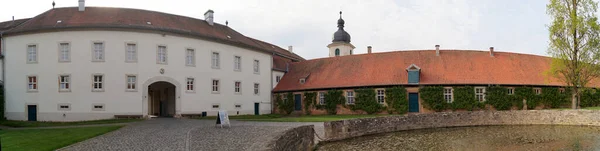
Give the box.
[59,118,324,151]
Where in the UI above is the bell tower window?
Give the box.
[335,48,340,56]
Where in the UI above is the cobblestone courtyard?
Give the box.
[59,118,324,151]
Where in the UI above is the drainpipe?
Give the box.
[270,52,274,115]
[1,31,5,120]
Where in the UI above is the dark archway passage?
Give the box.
[148,82,176,117]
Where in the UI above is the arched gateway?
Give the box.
[142,76,182,118]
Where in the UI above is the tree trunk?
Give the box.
[523,99,527,110]
[571,92,577,109]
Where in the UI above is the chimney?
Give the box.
[288,46,293,52]
[367,46,372,54]
[489,47,494,57]
[204,10,214,26]
[435,45,440,56]
[78,0,85,11]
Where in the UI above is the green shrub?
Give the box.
[452,86,483,111]
[386,87,408,114]
[419,86,446,111]
[303,92,316,115]
[351,88,384,114]
[485,86,512,110]
[275,93,294,114]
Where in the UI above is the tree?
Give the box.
[547,0,600,109]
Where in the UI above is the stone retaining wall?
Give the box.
[265,125,315,151]
[324,110,600,141]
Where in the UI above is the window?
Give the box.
[92,42,105,62]
[27,45,38,63]
[212,104,220,109]
[377,90,385,104]
[59,43,70,62]
[276,76,281,83]
[319,92,325,105]
[186,49,195,66]
[508,88,515,95]
[253,60,260,74]
[234,81,241,93]
[335,48,340,56]
[234,56,241,71]
[157,46,167,64]
[346,91,355,104]
[126,43,137,62]
[254,83,260,95]
[534,88,542,95]
[92,74,104,92]
[444,88,453,103]
[186,78,194,91]
[59,75,70,92]
[475,87,486,102]
[212,79,220,93]
[559,88,565,93]
[235,104,242,108]
[92,104,105,111]
[27,76,38,91]
[58,104,71,111]
[212,52,220,68]
[350,49,353,55]
[126,75,137,91]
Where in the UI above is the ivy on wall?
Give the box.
[385,87,408,114]
[419,86,446,111]
[275,93,294,114]
[580,89,599,107]
[318,90,345,115]
[303,92,316,115]
[485,86,513,110]
[452,86,484,111]
[514,87,541,109]
[350,88,384,114]
[541,87,570,108]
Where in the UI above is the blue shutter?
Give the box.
[408,71,420,84]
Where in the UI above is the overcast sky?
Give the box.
[2,0,555,59]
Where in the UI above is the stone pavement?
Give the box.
[59,118,324,151]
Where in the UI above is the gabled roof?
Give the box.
[0,18,30,32]
[273,50,600,92]
[2,7,303,61]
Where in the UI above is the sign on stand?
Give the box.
[215,110,231,128]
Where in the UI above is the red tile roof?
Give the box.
[2,7,303,61]
[273,50,596,92]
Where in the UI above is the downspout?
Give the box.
[270,52,274,114]
[1,31,5,120]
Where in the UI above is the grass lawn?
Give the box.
[0,125,122,151]
[196,114,389,122]
[0,118,143,128]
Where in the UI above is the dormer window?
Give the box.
[299,78,306,84]
[406,64,421,84]
[299,73,310,84]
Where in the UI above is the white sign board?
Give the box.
[216,110,231,128]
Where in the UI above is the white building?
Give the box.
[0,3,302,121]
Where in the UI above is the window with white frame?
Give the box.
[186,49,195,66]
[186,78,194,91]
[126,43,137,62]
[59,75,70,91]
[346,91,355,104]
[508,88,515,95]
[444,88,453,103]
[212,52,220,68]
[92,74,104,91]
[234,56,241,71]
[276,76,281,83]
[376,90,385,104]
[212,79,220,92]
[475,87,486,102]
[234,81,241,93]
[319,92,325,105]
[28,76,38,91]
[27,45,38,63]
[126,75,136,91]
[534,88,542,95]
[157,46,167,64]
[92,42,105,62]
[253,60,260,74]
[254,83,260,95]
[59,43,70,62]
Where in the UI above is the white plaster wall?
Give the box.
[272,70,285,88]
[4,30,273,121]
[328,43,354,57]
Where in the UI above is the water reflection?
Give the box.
[318,125,600,151]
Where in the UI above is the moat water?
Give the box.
[317,125,600,151]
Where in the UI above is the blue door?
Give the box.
[294,94,302,111]
[27,105,37,121]
[254,103,260,115]
[409,93,419,112]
